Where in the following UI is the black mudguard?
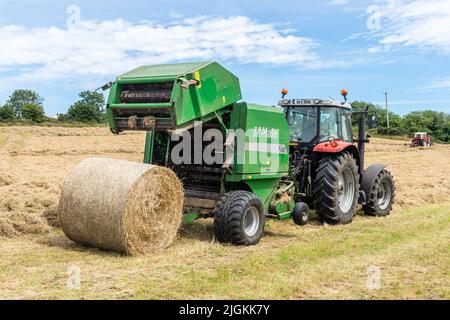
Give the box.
[359,164,386,205]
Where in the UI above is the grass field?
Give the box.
[0,126,449,300]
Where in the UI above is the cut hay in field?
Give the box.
[0,212,50,237]
[0,173,15,187]
[43,206,60,228]
[59,158,184,256]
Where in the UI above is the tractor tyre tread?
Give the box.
[213,191,264,246]
[313,152,360,225]
[364,169,396,217]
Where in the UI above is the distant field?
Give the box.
[0,126,449,299]
[0,121,108,128]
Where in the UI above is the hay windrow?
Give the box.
[0,212,50,237]
[58,158,184,256]
[43,206,61,228]
[0,173,15,187]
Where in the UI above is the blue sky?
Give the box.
[0,0,449,116]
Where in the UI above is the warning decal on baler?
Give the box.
[194,71,202,89]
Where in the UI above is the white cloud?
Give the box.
[420,77,450,89]
[168,11,184,20]
[0,16,343,87]
[368,0,450,54]
[329,0,350,5]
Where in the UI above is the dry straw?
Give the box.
[59,158,184,255]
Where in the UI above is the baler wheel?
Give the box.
[363,170,395,217]
[213,191,265,246]
[313,152,360,225]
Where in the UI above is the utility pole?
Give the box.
[383,92,390,132]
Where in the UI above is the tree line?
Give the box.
[0,89,449,143]
[0,89,106,124]
[351,101,450,143]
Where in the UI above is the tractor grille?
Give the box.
[119,82,174,104]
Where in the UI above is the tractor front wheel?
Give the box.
[214,191,265,246]
[313,153,360,225]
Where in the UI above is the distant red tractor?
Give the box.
[411,132,433,148]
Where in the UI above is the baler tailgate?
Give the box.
[107,61,242,133]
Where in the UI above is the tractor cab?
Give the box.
[414,132,429,140]
[278,98,353,148]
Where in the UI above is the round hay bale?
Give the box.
[59,158,184,256]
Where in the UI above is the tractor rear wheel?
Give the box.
[213,191,265,246]
[313,153,360,225]
[363,169,395,217]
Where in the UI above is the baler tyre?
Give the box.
[363,170,395,217]
[293,202,309,226]
[313,152,360,225]
[214,191,265,246]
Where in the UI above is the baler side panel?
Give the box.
[243,179,283,212]
[228,103,290,178]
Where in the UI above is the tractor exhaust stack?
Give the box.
[357,106,369,174]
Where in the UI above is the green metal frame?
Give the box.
[143,131,155,164]
[143,131,171,165]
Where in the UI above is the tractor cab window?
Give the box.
[286,105,353,144]
[415,133,426,139]
[319,107,340,142]
[286,106,318,143]
[340,109,353,142]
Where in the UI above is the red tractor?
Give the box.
[279,89,396,225]
[411,132,433,148]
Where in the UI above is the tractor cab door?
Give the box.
[319,107,353,143]
[286,106,319,144]
[340,109,353,142]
